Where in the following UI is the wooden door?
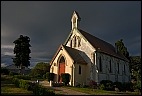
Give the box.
[58,56,65,82]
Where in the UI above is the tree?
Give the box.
[12,35,31,74]
[30,62,50,78]
[115,39,129,59]
[129,56,141,91]
[61,73,70,86]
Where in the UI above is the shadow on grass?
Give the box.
[1,93,34,95]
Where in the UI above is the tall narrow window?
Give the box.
[70,40,72,48]
[79,65,81,74]
[109,60,112,73]
[124,64,126,74]
[74,36,77,47]
[99,57,102,72]
[77,36,81,47]
[117,63,119,74]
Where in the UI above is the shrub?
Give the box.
[9,71,19,76]
[52,82,64,87]
[19,79,30,90]
[61,73,70,86]
[27,82,37,91]
[99,84,105,90]
[133,80,141,92]
[122,82,133,92]
[100,80,113,91]
[47,73,55,82]
[12,77,20,87]
[113,81,122,91]
[11,77,55,95]
[32,84,55,95]
[89,80,97,89]
[14,75,31,80]
[75,83,81,87]
[1,68,9,75]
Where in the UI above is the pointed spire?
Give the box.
[71,11,81,30]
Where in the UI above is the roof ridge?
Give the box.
[78,28,129,62]
[78,29,115,49]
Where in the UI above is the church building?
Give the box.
[50,11,131,86]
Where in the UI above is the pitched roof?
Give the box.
[78,29,129,62]
[63,45,87,64]
[50,45,87,65]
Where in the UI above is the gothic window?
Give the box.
[77,36,81,47]
[117,62,119,74]
[70,40,72,48]
[59,56,65,63]
[73,35,77,47]
[124,64,126,74]
[99,57,102,72]
[109,60,112,73]
[79,65,81,74]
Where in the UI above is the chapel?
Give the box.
[50,11,130,86]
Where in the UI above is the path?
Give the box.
[39,80,90,95]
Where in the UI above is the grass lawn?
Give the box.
[1,75,33,95]
[64,86,141,95]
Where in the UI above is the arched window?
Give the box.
[124,64,126,74]
[109,60,112,73]
[79,65,81,74]
[70,40,72,48]
[77,36,81,47]
[74,36,77,47]
[59,56,65,63]
[117,63,119,74]
[99,57,102,72]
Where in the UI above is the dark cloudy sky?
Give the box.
[1,1,141,68]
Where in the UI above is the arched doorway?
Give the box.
[58,56,65,82]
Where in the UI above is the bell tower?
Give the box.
[71,11,81,30]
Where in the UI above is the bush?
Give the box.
[113,81,122,91]
[12,77,55,95]
[47,73,55,82]
[100,80,113,91]
[27,82,37,91]
[61,73,70,86]
[75,83,81,87]
[12,77,20,87]
[133,80,141,92]
[1,68,9,75]
[33,84,55,95]
[9,71,19,76]
[99,84,105,90]
[52,82,64,87]
[14,75,31,80]
[89,80,97,89]
[19,79,30,90]
[122,82,133,92]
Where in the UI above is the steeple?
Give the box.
[71,11,81,30]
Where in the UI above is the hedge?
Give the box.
[14,75,31,80]
[47,73,55,82]
[12,77,55,95]
[61,73,70,86]
[99,80,113,91]
[33,84,55,95]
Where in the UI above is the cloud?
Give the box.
[1,1,141,68]
[1,45,14,49]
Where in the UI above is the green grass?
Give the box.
[1,75,33,95]
[64,86,141,95]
